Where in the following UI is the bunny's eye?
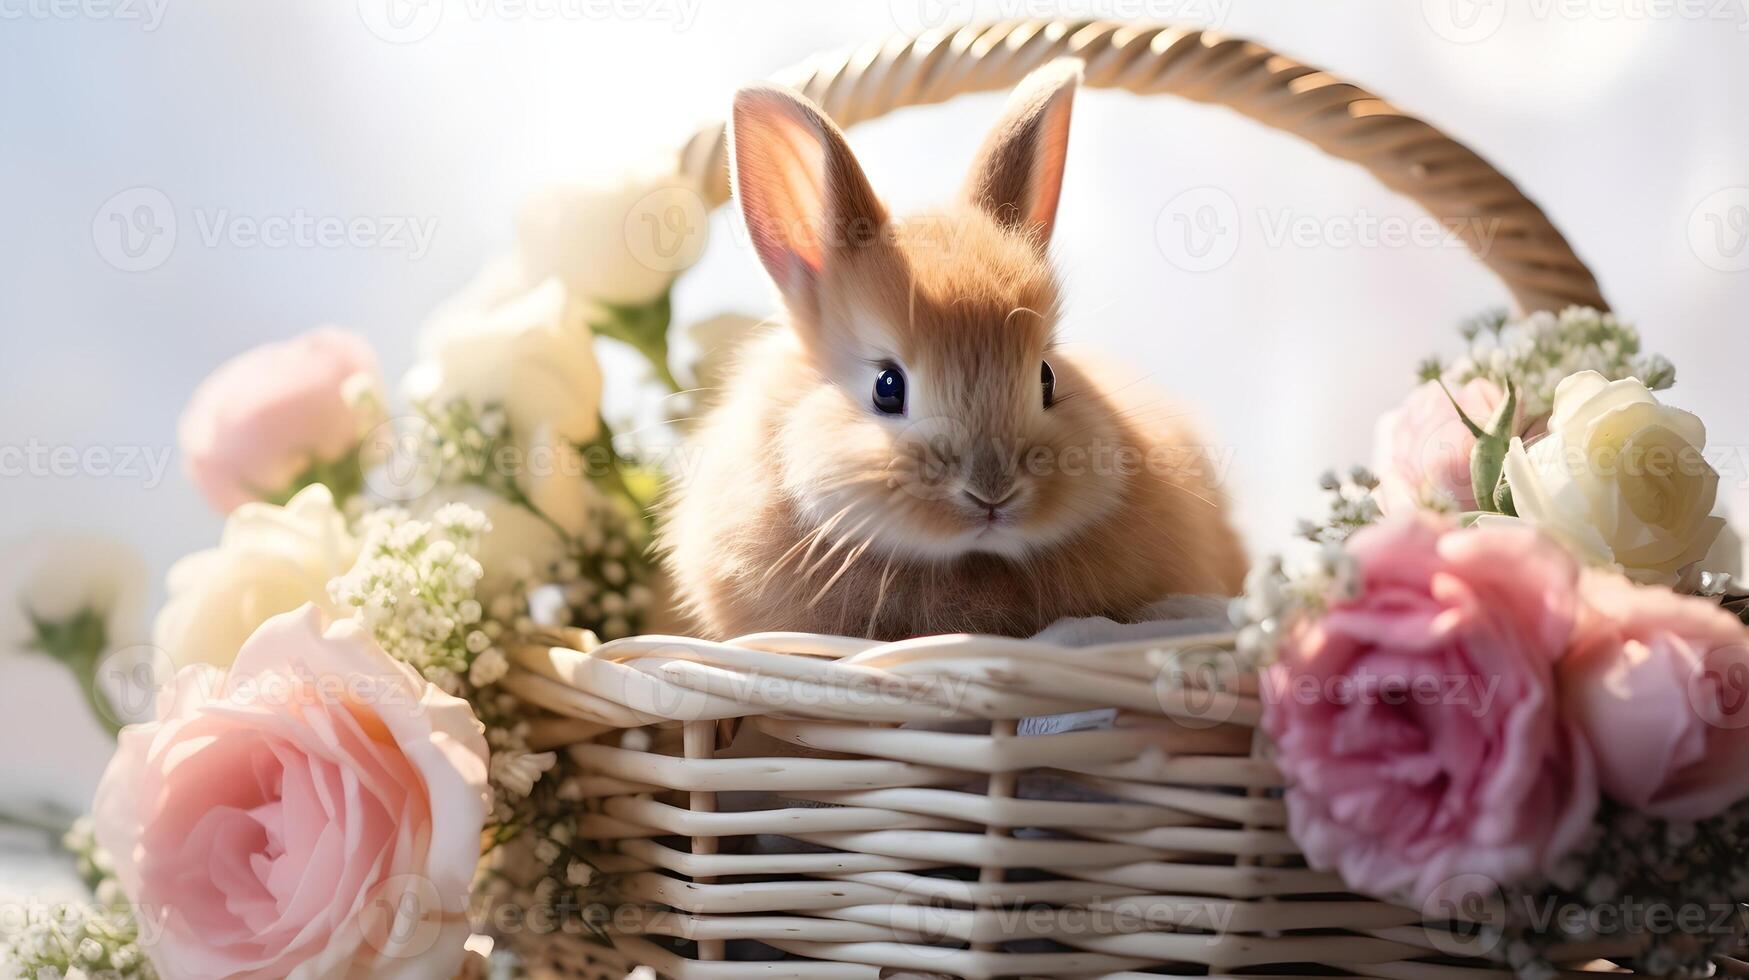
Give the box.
[1041,360,1056,409]
[872,364,907,416]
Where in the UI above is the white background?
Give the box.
[3,0,1748,835]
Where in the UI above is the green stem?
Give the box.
[593,293,683,395]
[27,608,122,738]
[495,476,575,546]
[0,805,76,841]
[588,417,658,540]
[629,334,683,394]
[71,654,124,738]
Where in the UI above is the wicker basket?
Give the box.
[499,18,1652,979]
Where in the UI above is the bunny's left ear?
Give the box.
[960,59,1081,248]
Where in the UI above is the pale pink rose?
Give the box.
[1562,571,1749,822]
[181,328,383,513]
[93,605,490,980]
[1264,516,1598,906]
[1373,378,1513,514]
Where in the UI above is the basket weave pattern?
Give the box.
[503,18,1654,978]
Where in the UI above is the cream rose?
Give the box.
[516,160,704,307]
[404,267,603,446]
[1502,371,1724,585]
[153,485,357,668]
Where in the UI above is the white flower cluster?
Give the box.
[499,536,654,642]
[325,505,569,821]
[404,394,655,641]
[1230,536,1361,665]
[411,399,516,498]
[1438,306,1673,418]
[475,780,608,947]
[0,822,156,980]
[1493,799,1749,979]
[328,504,498,693]
[0,904,158,980]
[1301,467,1384,542]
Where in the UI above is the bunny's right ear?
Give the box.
[961,59,1081,248]
[729,84,886,312]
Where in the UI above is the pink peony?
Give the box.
[180,328,382,513]
[1264,516,1598,906]
[93,605,490,979]
[1562,570,1749,822]
[1373,378,1513,514]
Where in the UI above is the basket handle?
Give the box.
[677,19,1605,315]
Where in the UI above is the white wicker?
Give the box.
[501,17,1663,979]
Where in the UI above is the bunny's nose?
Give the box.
[962,485,1019,518]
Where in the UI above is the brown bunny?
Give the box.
[662,60,1247,641]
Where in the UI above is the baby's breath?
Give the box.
[1443,306,1672,418]
[0,820,157,980]
[1490,799,1749,979]
[329,506,492,688]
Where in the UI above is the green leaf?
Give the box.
[1438,381,1489,440]
[1494,475,1517,518]
[593,291,681,393]
[1466,380,1517,515]
[261,452,364,509]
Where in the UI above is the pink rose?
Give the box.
[93,605,490,979]
[181,328,382,513]
[1562,571,1749,822]
[1373,378,1513,514]
[1264,516,1598,906]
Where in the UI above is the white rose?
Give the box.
[418,485,572,600]
[1,534,148,655]
[1502,370,1724,585]
[516,160,704,307]
[153,484,357,667]
[405,265,603,445]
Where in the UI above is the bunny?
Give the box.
[661,60,1247,641]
